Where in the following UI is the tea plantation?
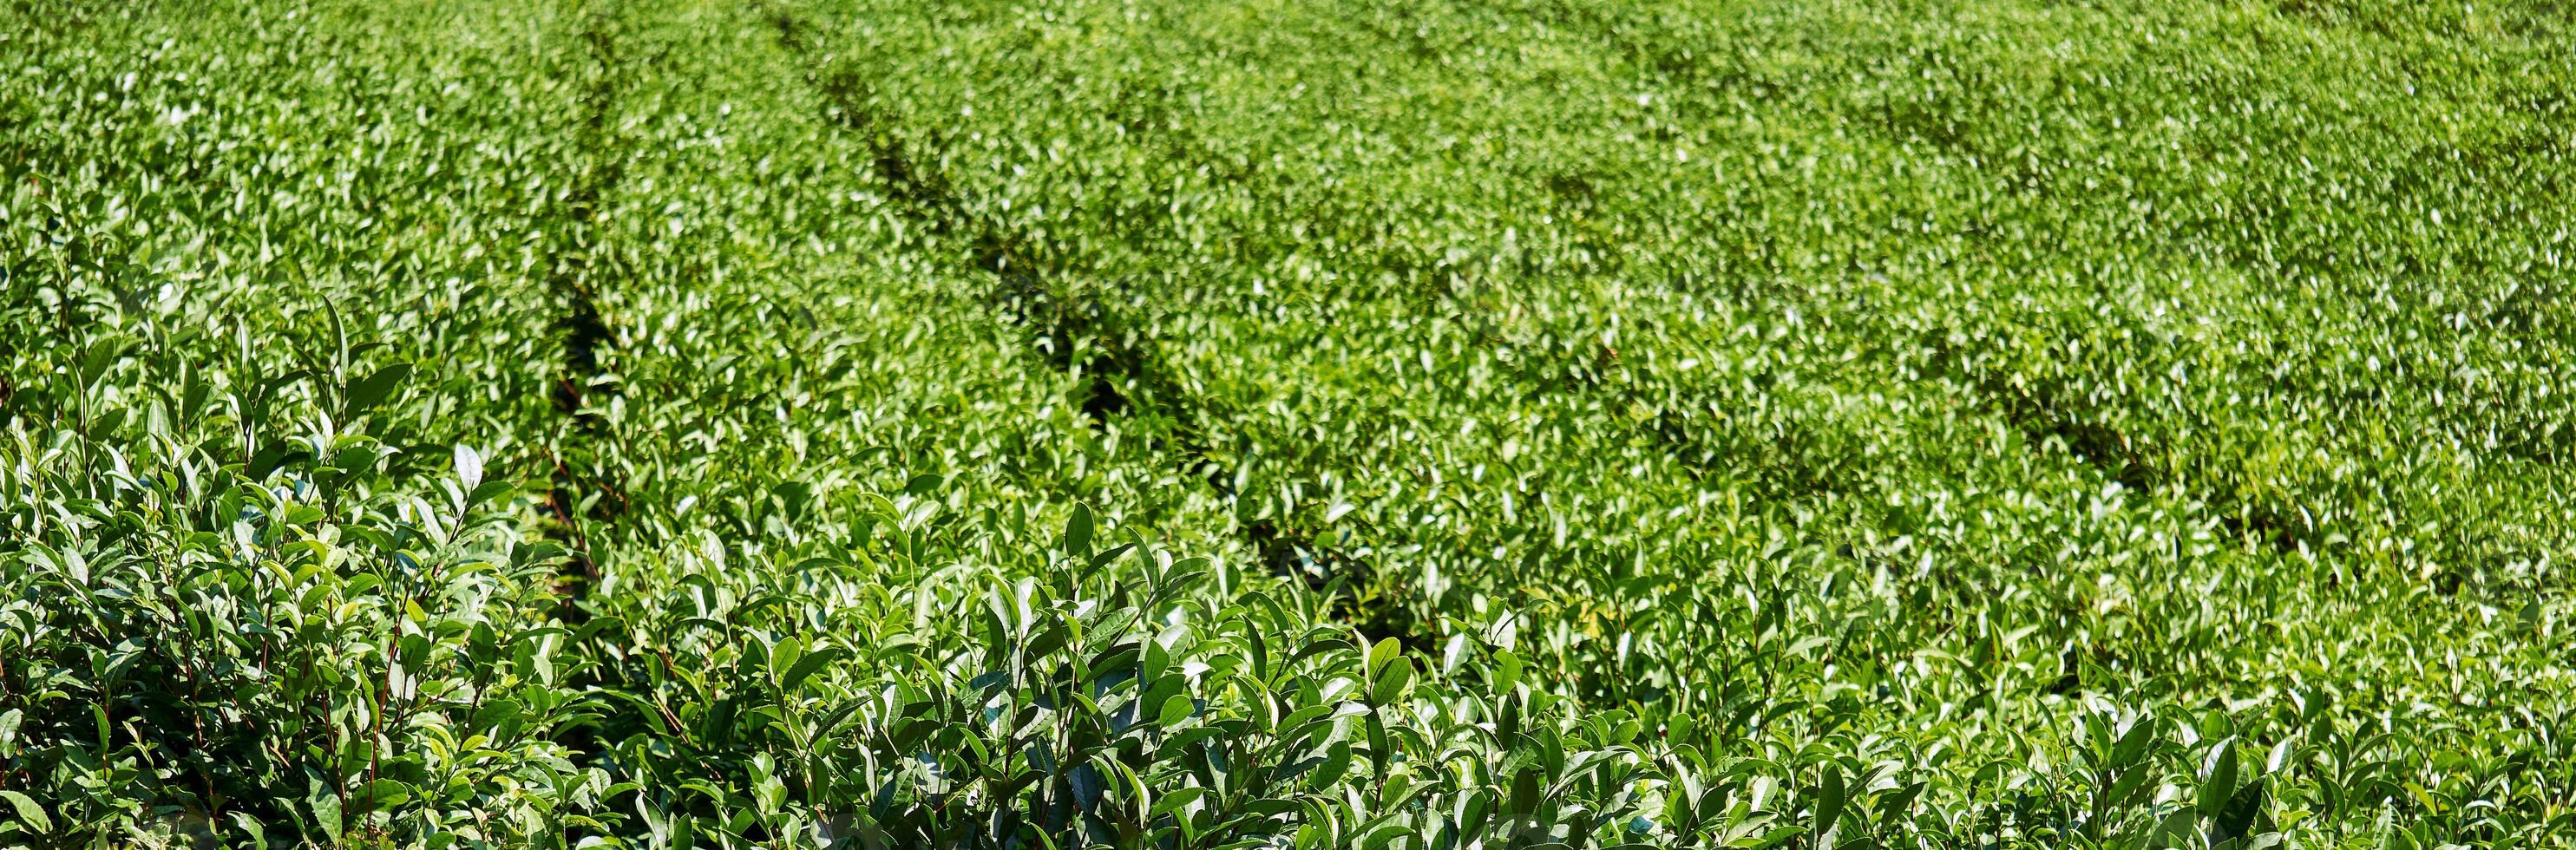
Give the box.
[3,0,2572,847]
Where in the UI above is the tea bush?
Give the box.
[4,0,2572,847]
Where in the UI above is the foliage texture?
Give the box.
[3,0,2573,847]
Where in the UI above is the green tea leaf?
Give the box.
[2199,738,2240,819]
[0,790,49,834]
[1813,764,1846,838]
[453,443,484,492]
[779,646,846,692]
[1065,503,1094,559]
[344,363,413,416]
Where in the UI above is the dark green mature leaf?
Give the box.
[2199,739,2240,819]
[1065,503,1094,559]
[1813,764,1845,839]
[2112,715,2158,769]
[1365,637,1401,684]
[345,363,413,416]
[1157,693,1193,728]
[2212,776,2267,842]
[1368,657,1413,706]
[779,646,846,692]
